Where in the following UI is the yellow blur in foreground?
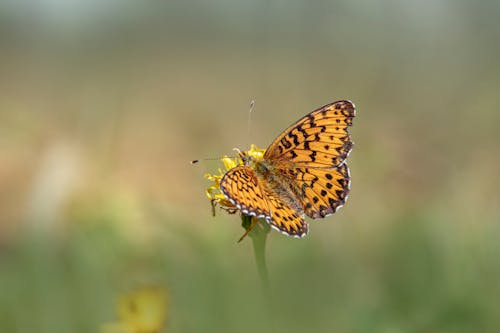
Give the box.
[101,286,168,333]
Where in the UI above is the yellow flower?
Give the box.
[101,286,168,333]
[204,144,265,214]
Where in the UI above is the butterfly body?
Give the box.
[256,160,305,213]
[220,100,355,238]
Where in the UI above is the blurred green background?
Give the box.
[1,1,500,332]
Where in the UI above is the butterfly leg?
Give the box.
[237,215,258,243]
[210,198,217,216]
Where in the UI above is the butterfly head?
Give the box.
[233,148,251,164]
[233,147,266,170]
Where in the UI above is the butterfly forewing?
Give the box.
[278,137,352,168]
[264,100,355,167]
[220,166,308,237]
[219,166,270,219]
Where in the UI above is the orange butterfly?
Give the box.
[220,100,355,237]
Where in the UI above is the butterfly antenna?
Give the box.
[247,99,255,141]
[193,101,253,165]
[190,156,236,165]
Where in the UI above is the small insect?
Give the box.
[219,100,355,238]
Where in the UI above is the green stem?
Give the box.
[242,216,270,292]
[242,216,276,330]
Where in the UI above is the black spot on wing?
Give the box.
[281,138,292,149]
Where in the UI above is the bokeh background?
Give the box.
[1,1,500,332]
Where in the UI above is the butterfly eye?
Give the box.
[242,155,252,165]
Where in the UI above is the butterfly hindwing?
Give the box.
[260,186,308,237]
[293,164,350,219]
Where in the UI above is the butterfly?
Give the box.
[219,100,355,238]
